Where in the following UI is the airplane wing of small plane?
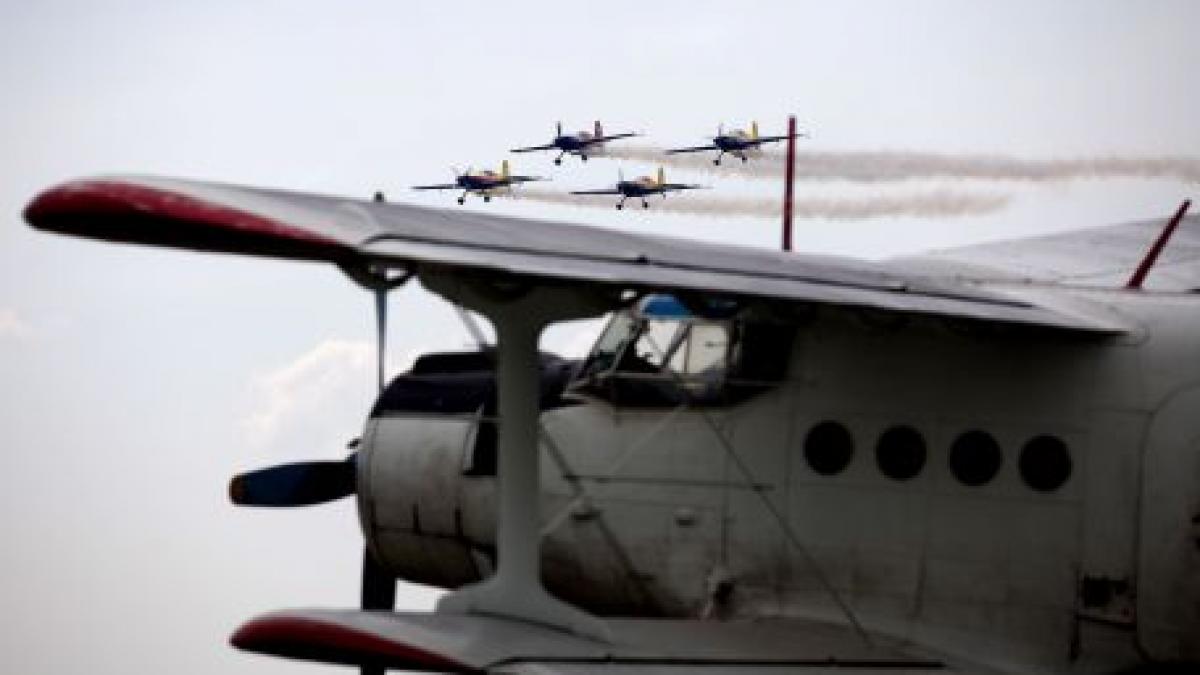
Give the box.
[660,183,704,191]
[506,175,543,184]
[510,143,559,153]
[588,132,639,144]
[665,144,719,154]
[231,608,948,673]
[568,188,624,195]
[748,134,791,145]
[411,183,462,190]
[24,175,1127,334]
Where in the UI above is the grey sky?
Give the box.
[2,2,1198,673]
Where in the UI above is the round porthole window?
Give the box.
[875,425,926,481]
[949,430,1002,486]
[1019,435,1072,492]
[804,421,854,475]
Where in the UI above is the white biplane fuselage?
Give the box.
[359,286,1200,674]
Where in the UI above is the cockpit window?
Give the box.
[627,318,687,373]
[573,295,791,408]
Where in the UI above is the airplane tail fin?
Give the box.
[751,121,759,140]
[595,120,603,138]
[657,167,665,185]
[501,159,510,179]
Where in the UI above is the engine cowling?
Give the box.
[355,350,575,592]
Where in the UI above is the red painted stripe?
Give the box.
[24,178,345,255]
[231,615,474,672]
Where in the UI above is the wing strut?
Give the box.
[423,275,613,641]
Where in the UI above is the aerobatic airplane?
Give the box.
[570,167,704,209]
[511,121,639,165]
[412,160,542,204]
[668,121,804,165]
[22,171,1200,675]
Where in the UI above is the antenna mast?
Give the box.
[782,115,796,252]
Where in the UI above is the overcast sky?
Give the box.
[2,2,1198,673]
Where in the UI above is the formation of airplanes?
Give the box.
[21,121,1200,675]
[414,120,796,207]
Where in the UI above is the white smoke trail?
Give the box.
[606,146,1200,184]
[515,188,1010,220]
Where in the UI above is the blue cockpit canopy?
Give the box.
[638,294,691,319]
[637,294,739,320]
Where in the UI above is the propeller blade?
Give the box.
[229,458,356,507]
[361,549,397,610]
[359,547,398,675]
[556,121,562,137]
[375,288,387,393]
[717,122,723,137]
[365,276,398,675]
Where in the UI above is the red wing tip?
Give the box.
[231,614,473,672]
[24,178,343,251]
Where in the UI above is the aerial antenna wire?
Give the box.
[641,332,874,646]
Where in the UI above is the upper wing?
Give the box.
[23,175,1125,333]
[665,145,717,154]
[660,183,704,191]
[232,609,949,673]
[893,211,1200,291]
[411,183,460,190]
[569,188,622,195]
[506,176,544,184]
[510,143,558,153]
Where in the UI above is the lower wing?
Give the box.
[411,183,460,190]
[232,609,950,674]
[665,145,717,154]
[662,184,704,191]
[506,176,544,184]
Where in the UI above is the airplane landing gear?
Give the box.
[641,200,649,209]
[554,157,563,166]
[615,203,624,210]
[580,155,588,162]
[483,194,491,203]
[741,156,748,163]
[457,198,465,205]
